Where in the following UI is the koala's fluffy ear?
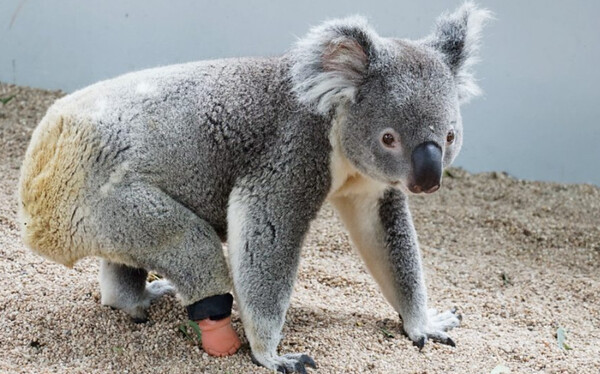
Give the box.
[290,16,379,115]
[427,2,492,103]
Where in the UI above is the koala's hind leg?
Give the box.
[94,182,240,355]
[95,182,233,307]
[99,260,175,323]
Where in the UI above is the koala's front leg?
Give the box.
[331,188,460,349]
[227,189,318,373]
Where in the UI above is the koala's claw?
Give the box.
[252,353,316,373]
[276,354,316,374]
[413,336,426,350]
[405,307,461,350]
[431,335,455,347]
[303,355,317,368]
[131,316,149,324]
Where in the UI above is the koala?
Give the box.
[18,2,490,372]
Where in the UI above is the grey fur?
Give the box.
[19,2,489,372]
[378,189,461,345]
[424,2,493,103]
[99,260,175,322]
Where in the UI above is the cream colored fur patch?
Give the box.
[327,107,402,310]
[18,114,98,267]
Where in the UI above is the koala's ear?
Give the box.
[427,2,492,103]
[290,16,379,114]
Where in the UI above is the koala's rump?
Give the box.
[18,112,100,267]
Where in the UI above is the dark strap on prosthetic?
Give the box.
[186,293,233,321]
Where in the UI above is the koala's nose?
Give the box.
[409,142,442,194]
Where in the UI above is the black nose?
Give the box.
[410,142,442,194]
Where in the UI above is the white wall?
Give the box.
[1,0,599,185]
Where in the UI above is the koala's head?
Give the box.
[290,2,491,194]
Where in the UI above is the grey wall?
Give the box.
[1,0,599,185]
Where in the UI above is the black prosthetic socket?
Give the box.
[186,293,233,321]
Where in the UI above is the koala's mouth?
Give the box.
[390,180,441,194]
[409,183,441,194]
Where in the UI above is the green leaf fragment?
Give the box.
[380,327,395,338]
[179,320,202,345]
[0,95,16,105]
[179,322,193,342]
[501,272,512,286]
[556,327,566,349]
[112,346,124,354]
[490,364,510,374]
[186,320,203,341]
[557,326,572,350]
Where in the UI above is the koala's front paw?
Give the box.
[251,352,317,374]
[403,307,462,349]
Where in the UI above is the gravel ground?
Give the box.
[1,82,599,373]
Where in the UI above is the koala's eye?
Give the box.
[382,133,396,147]
[446,130,455,144]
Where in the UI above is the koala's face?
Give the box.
[290,8,488,193]
[340,43,462,194]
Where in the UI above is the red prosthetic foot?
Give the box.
[197,316,241,357]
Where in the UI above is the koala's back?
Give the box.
[18,57,304,266]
